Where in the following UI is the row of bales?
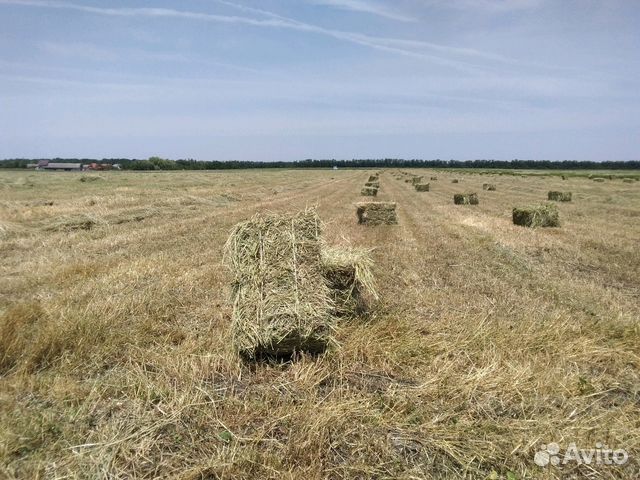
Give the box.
[358,172,398,225]
[393,170,586,229]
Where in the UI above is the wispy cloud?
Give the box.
[0,0,524,72]
[422,0,545,13]
[308,0,416,22]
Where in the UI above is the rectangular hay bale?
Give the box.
[361,186,378,196]
[414,183,430,192]
[453,193,479,205]
[224,209,335,359]
[356,202,397,226]
[512,204,559,228]
[482,183,496,191]
[547,191,572,202]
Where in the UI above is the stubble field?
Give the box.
[1,169,639,479]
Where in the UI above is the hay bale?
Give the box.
[364,181,379,188]
[512,204,559,228]
[404,179,411,183]
[593,177,605,182]
[430,176,437,180]
[561,175,567,180]
[322,247,377,317]
[368,175,379,182]
[482,183,496,191]
[414,183,430,192]
[361,187,378,197]
[453,193,479,205]
[80,175,104,183]
[224,209,334,359]
[547,191,572,202]
[356,202,397,226]
[451,179,459,183]
[411,176,424,185]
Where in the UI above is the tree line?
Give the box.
[1,157,639,170]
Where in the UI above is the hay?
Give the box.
[482,183,496,191]
[368,175,379,182]
[547,191,572,202]
[593,177,605,182]
[80,175,104,182]
[451,179,459,183]
[322,247,377,317]
[356,202,397,226]
[224,208,335,359]
[361,187,378,197]
[411,176,423,185]
[430,176,437,180]
[453,193,479,205]
[364,181,379,188]
[623,178,634,183]
[44,214,102,232]
[414,183,430,192]
[512,204,559,228]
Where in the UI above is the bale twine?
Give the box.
[356,202,397,225]
[361,186,378,197]
[453,193,479,205]
[547,191,572,202]
[414,183,430,192]
[322,247,377,317]
[223,208,335,359]
[512,204,559,227]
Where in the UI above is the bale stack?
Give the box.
[482,183,496,191]
[453,193,479,205]
[224,209,335,359]
[356,202,397,225]
[547,191,572,202]
[512,204,559,228]
[322,247,377,317]
[414,183,430,192]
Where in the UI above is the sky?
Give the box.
[0,0,638,161]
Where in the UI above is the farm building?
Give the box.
[43,163,83,171]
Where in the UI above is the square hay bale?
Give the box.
[547,191,572,202]
[430,176,438,180]
[482,183,496,191]
[368,175,379,182]
[322,247,377,317]
[411,176,424,185]
[356,202,397,226]
[414,183,430,192]
[512,204,559,228]
[451,179,459,183]
[453,193,479,205]
[224,209,335,359]
[361,186,378,196]
[364,181,380,188]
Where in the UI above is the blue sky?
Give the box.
[0,0,638,161]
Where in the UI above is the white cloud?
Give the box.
[308,0,416,22]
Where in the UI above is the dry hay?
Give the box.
[404,179,411,183]
[451,179,459,183]
[364,181,380,188]
[430,176,437,180]
[79,175,104,183]
[411,176,423,185]
[512,203,560,228]
[361,186,378,197]
[356,202,398,226]
[547,191,572,202]
[453,193,479,205]
[368,175,379,182]
[561,175,567,180]
[623,178,634,183]
[224,208,335,359]
[482,183,496,191]
[43,214,103,232]
[592,177,606,182]
[414,183,430,192]
[322,247,378,317]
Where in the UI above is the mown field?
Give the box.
[1,169,639,479]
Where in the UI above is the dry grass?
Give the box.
[1,169,639,479]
